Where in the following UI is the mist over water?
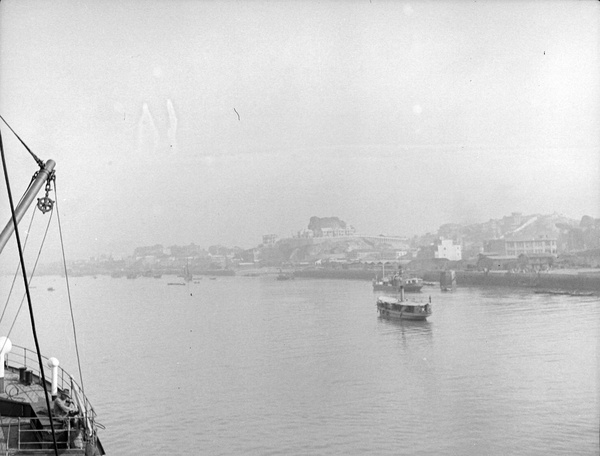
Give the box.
[2,2,599,259]
[3,275,597,455]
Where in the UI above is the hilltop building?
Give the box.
[262,234,278,246]
[318,226,356,237]
[297,229,314,238]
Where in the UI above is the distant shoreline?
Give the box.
[292,268,600,293]
[4,266,599,293]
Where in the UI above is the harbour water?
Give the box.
[1,275,598,455]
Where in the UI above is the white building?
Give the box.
[435,239,462,261]
[262,234,278,246]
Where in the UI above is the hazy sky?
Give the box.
[0,0,598,259]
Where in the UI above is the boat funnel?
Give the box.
[0,337,12,393]
[47,357,60,399]
[400,285,405,301]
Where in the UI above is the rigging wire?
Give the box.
[0,166,48,328]
[0,126,59,456]
[0,115,44,167]
[3,207,54,342]
[53,182,86,398]
[0,206,37,327]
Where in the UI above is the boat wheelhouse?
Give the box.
[402,277,424,292]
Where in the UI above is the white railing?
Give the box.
[5,345,97,425]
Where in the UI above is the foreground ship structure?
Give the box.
[0,125,105,455]
[0,341,105,454]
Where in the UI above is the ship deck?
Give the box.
[0,348,103,455]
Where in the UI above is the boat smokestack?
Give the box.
[400,285,405,301]
[47,357,60,399]
[0,337,12,393]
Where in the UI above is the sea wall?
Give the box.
[445,271,600,292]
[293,268,600,292]
[294,268,376,281]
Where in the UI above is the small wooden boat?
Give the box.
[376,293,432,321]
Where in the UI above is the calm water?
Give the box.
[1,275,598,455]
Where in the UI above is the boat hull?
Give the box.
[377,308,429,320]
[372,283,423,293]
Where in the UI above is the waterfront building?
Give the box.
[484,236,558,256]
[505,236,557,256]
[477,254,519,271]
[518,253,555,271]
[435,239,462,261]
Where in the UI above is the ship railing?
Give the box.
[5,345,98,424]
[1,416,85,452]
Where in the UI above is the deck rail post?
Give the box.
[0,337,12,394]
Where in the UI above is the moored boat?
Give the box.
[276,272,294,281]
[180,262,193,282]
[372,275,423,293]
[403,277,424,292]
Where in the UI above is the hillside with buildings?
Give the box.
[266,212,600,271]
[22,212,600,277]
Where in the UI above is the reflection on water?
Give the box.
[1,276,597,455]
[378,316,433,332]
[378,317,433,348]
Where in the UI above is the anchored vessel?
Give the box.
[0,123,105,454]
[276,270,294,281]
[372,275,424,293]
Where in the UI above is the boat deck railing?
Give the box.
[0,416,85,452]
[5,345,98,423]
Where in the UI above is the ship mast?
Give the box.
[0,159,55,254]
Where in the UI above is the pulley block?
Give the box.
[37,196,54,213]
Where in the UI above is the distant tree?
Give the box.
[580,215,596,228]
[307,216,347,235]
